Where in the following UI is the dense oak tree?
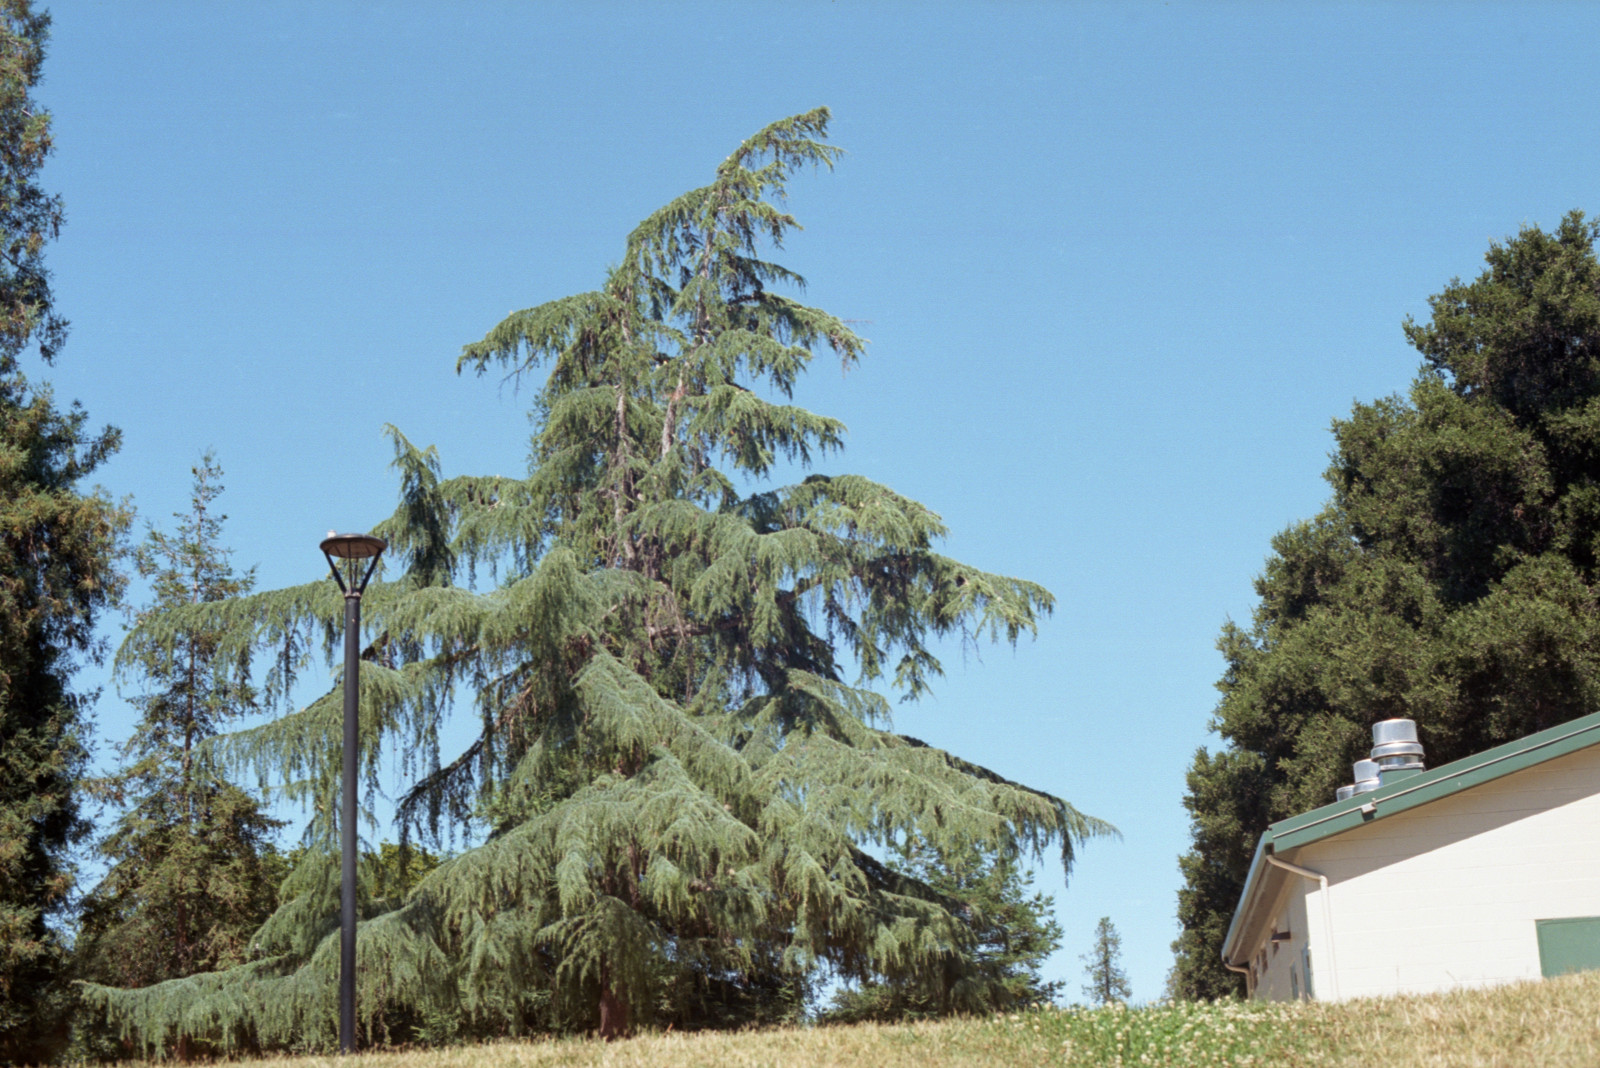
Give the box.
[85,111,1110,1053]
[1173,213,1600,998]
[0,3,129,1061]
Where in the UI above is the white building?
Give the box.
[1222,711,1600,1001]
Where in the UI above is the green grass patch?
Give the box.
[104,969,1600,1067]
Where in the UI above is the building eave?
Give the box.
[1220,709,1600,970]
[1220,834,1273,966]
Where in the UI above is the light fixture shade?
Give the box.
[320,533,387,560]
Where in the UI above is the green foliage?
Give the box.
[74,457,283,1007]
[1173,211,1600,999]
[0,4,130,1061]
[1079,916,1130,1007]
[82,110,1110,1054]
[1027,999,1308,1066]
[0,0,61,372]
[822,839,1064,1023]
[364,841,443,911]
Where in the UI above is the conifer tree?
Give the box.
[822,838,1064,1022]
[1079,916,1129,1006]
[363,842,441,912]
[1173,212,1600,998]
[85,110,1110,1052]
[0,3,129,1060]
[75,456,282,999]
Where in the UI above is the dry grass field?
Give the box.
[117,969,1600,1068]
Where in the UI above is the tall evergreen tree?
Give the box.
[1173,212,1600,998]
[822,838,1064,1022]
[1079,916,1129,1006]
[76,455,282,997]
[0,3,129,1061]
[85,110,1110,1053]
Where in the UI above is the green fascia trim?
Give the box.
[1221,710,1600,967]
[1220,835,1273,966]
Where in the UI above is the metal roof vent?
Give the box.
[1350,758,1381,795]
[1372,718,1425,784]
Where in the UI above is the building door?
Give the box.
[1535,917,1600,978]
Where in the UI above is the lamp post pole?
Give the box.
[320,533,386,1056]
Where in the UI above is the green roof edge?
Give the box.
[1268,709,1600,852]
[1221,709,1600,967]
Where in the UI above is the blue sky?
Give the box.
[39,1,1600,1002]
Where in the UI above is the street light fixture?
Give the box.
[320,532,386,1055]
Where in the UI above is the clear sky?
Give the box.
[37,1,1600,1003]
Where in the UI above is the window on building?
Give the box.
[1535,917,1600,979]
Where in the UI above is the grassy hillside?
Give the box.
[116,970,1600,1068]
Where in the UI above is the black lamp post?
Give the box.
[320,532,386,1055]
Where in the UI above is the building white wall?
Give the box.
[1278,743,1600,1001]
[1249,880,1312,1001]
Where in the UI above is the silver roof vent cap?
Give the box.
[1351,758,1382,794]
[1371,718,1425,761]
[1372,719,1419,746]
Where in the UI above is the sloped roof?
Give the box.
[1221,709,1600,967]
